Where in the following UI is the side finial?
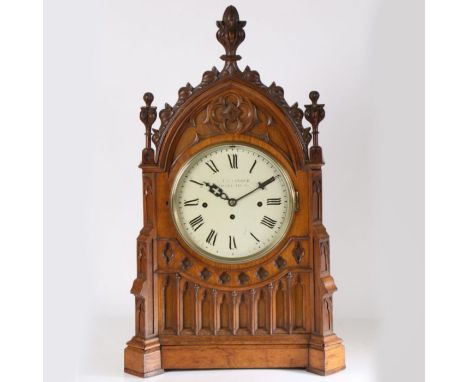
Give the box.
[139,92,157,165]
[216,5,246,74]
[305,91,326,164]
[143,92,154,108]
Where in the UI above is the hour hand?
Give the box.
[204,182,230,201]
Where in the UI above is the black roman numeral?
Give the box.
[260,216,277,229]
[206,229,218,245]
[205,160,219,173]
[189,179,203,186]
[249,160,257,174]
[228,154,238,169]
[267,198,282,205]
[229,235,237,250]
[189,215,204,231]
[250,232,260,242]
[184,198,199,206]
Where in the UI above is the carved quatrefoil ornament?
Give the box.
[204,93,258,133]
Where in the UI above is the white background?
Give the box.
[43,1,424,381]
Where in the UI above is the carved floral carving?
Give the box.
[203,93,259,133]
[175,83,194,109]
[201,67,221,87]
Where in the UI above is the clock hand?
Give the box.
[204,182,234,203]
[258,176,276,189]
[234,176,276,203]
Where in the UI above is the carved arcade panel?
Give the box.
[158,271,309,336]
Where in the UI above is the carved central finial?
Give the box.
[216,5,246,74]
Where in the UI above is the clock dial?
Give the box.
[171,144,295,263]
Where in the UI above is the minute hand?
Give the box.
[234,176,276,203]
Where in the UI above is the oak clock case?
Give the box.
[124,5,345,378]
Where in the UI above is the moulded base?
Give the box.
[307,334,346,375]
[124,336,164,378]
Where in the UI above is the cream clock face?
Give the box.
[171,143,295,263]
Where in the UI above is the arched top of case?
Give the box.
[140,6,326,172]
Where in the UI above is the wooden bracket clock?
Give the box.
[124,5,345,377]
